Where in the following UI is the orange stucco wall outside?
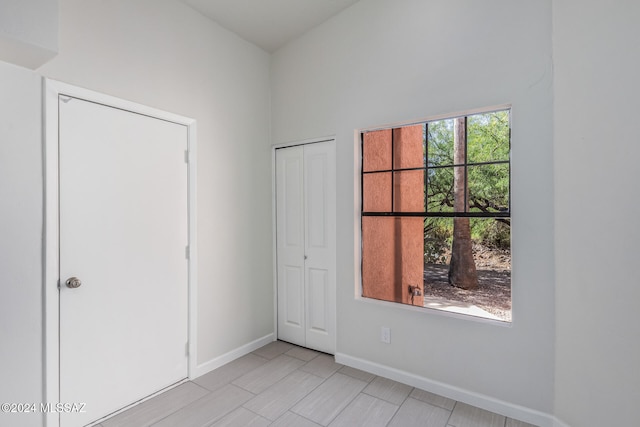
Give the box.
[362,126,424,306]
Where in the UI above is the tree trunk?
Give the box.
[448,117,478,289]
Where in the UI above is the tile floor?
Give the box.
[95,341,538,427]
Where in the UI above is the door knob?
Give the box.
[65,277,82,289]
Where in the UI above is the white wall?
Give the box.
[0,1,272,425]
[553,1,640,426]
[0,61,45,427]
[271,0,555,421]
[0,0,58,68]
[9,0,639,425]
[38,0,273,370]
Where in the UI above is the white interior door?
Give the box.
[58,96,189,427]
[302,142,336,352]
[276,141,336,354]
[276,146,306,346]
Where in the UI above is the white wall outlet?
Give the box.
[380,326,391,344]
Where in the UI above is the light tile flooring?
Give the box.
[96,341,538,427]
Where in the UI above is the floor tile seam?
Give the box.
[145,390,208,427]
[380,397,402,427]
[361,385,415,407]
[250,352,272,361]
[250,349,287,361]
[260,366,327,391]
[291,388,359,427]
[347,392,402,427]
[322,377,372,426]
[235,405,270,424]
[290,354,320,362]
[287,409,324,426]
[288,377,362,426]
[320,389,365,427]
[445,400,459,427]
[409,390,457,412]
[203,389,258,427]
[195,354,271,391]
[230,356,303,391]
[235,383,271,395]
[229,377,259,393]
[148,384,256,427]
[239,371,326,422]
[299,354,339,366]
[190,380,212,393]
[379,389,414,427]
[194,376,242,393]
[298,365,342,379]
[285,349,321,362]
[399,396,456,427]
[449,401,508,427]
[293,367,338,390]
[338,369,377,383]
[240,362,313,393]
[104,382,206,427]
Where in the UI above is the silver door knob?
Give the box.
[65,277,82,288]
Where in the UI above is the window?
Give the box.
[361,108,511,322]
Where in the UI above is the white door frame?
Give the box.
[271,136,336,353]
[43,78,198,427]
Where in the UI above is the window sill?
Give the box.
[355,294,512,327]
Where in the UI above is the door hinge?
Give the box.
[185,342,189,356]
[184,150,189,163]
[185,245,190,259]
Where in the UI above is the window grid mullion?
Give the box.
[390,129,395,212]
[360,132,364,215]
[362,159,509,175]
[464,116,468,213]
[362,113,510,217]
[361,211,510,218]
[424,123,428,214]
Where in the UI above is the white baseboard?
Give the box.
[191,333,275,379]
[335,352,557,427]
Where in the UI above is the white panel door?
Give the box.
[58,96,189,427]
[276,141,336,354]
[276,146,306,345]
[303,142,336,352]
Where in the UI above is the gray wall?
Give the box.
[553,0,640,425]
[0,1,273,426]
[38,0,274,365]
[0,60,45,427]
[3,0,640,425]
[0,0,58,68]
[271,0,555,419]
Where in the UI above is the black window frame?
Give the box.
[361,109,511,220]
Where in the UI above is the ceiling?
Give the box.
[179,0,361,52]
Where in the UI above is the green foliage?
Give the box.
[423,110,511,259]
[470,218,511,250]
[424,218,511,263]
[424,218,452,264]
[467,111,510,164]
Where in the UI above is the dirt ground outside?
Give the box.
[423,246,511,322]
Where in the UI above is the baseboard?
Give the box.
[191,333,274,379]
[335,352,556,427]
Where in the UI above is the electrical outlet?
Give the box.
[380,326,391,344]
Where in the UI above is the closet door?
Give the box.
[276,141,336,354]
[276,146,306,346]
